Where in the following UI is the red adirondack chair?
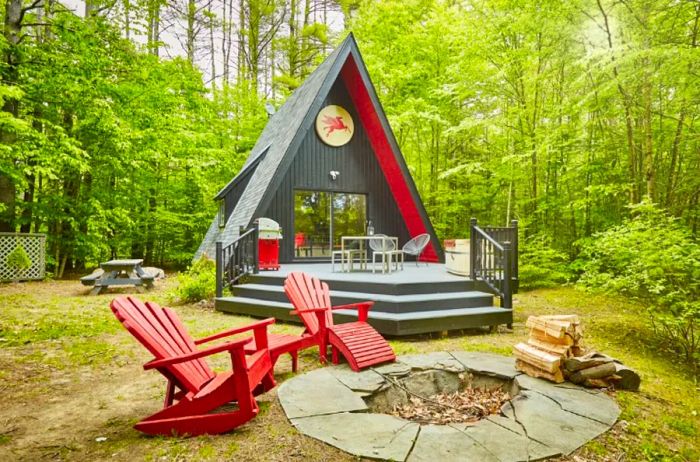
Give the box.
[283,272,396,371]
[110,296,276,436]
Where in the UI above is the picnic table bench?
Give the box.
[81,259,154,295]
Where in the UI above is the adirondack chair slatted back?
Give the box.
[284,272,333,335]
[110,296,215,392]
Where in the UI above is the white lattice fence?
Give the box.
[0,233,46,281]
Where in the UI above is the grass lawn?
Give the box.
[0,276,698,461]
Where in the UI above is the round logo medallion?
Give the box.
[315,105,354,147]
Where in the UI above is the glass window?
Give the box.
[218,200,225,228]
[294,191,367,259]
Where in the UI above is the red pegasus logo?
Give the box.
[322,115,351,137]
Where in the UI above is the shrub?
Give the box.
[6,244,32,281]
[577,200,700,368]
[519,235,572,290]
[174,257,216,303]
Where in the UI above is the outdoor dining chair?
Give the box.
[368,234,398,273]
[332,240,366,272]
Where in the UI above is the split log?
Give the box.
[515,359,564,383]
[582,377,612,388]
[529,327,575,346]
[609,363,641,391]
[525,316,569,339]
[568,362,617,384]
[513,343,561,373]
[563,353,613,372]
[527,337,572,357]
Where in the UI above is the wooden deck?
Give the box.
[216,263,513,336]
[258,262,466,281]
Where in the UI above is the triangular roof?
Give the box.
[196,33,441,261]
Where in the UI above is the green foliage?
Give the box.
[349,0,700,249]
[174,257,216,303]
[0,12,268,275]
[6,244,31,273]
[577,201,700,366]
[519,235,571,290]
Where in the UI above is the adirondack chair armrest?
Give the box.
[330,301,374,311]
[144,337,254,370]
[330,301,374,322]
[194,318,275,345]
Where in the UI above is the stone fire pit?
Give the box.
[278,352,620,461]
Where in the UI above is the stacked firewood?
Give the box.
[513,315,640,390]
[514,315,582,383]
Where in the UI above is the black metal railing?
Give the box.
[470,218,518,309]
[216,223,259,297]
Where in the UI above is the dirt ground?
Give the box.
[0,277,697,461]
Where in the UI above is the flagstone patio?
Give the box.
[277,352,620,461]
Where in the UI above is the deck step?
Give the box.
[231,283,493,313]
[216,296,511,336]
[248,273,482,295]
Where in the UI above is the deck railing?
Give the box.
[215,223,259,297]
[470,218,518,309]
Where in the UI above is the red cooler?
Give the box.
[257,218,282,270]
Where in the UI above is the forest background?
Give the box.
[0,0,698,360]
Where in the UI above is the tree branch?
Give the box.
[21,0,43,14]
[20,0,45,23]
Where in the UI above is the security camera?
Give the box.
[329,170,340,181]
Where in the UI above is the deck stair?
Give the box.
[215,265,512,336]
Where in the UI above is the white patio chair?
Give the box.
[400,233,431,267]
[369,234,397,273]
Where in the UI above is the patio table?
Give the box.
[341,235,399,274]
[81,259,154,295]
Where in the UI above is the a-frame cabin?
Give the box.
[201,34,515,336]
[196,33,443,263]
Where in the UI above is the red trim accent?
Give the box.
[340,57,438,261]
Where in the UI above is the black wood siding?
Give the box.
[262,79,411,262]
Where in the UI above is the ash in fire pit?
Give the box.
[391,384,510,425]
[368,370,516,425]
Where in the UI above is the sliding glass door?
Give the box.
[294,191,367,259]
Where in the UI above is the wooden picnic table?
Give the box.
[80,259,154,296]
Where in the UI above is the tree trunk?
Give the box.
[222,0,234,85]
[124,0,131,39]
[667,6,698,207]
[238,0,246,82]
[288,0,298,78]
[144,187,157,265]
[19,171,36,233]
[596,0,638,203]
[0,0,23,231]
[148,0,160,56]
[208,1,216,87]
[642,82,654,200]
[20,108,43,233]
[187,0,196,64]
